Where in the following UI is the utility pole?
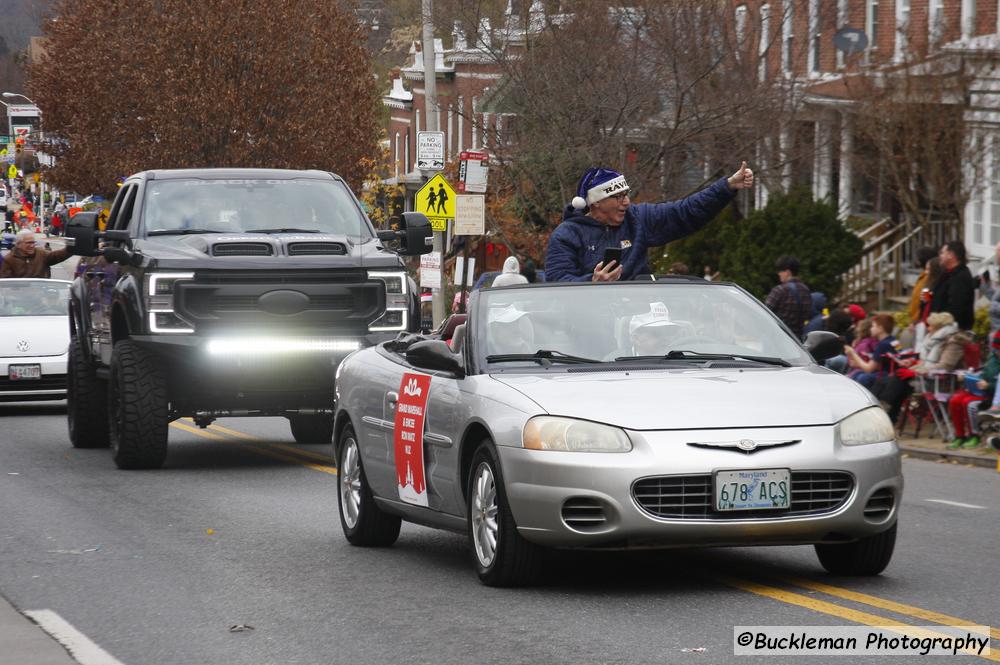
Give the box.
[421,0,445,327]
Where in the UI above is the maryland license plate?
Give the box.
[714,468,790,511]
[9,364,41,381]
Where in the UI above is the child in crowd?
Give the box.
[947,330,1000,449]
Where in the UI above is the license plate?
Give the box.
[9,364,41,381]
[714,468,790,511]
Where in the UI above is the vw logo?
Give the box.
[737,439,758,451]
[16,340,29,352]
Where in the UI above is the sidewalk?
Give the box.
[896,430,1000,469]
[0,594,76,665]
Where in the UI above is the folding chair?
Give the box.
[921,370,958,441]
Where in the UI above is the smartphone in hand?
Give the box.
[602,246,623,268]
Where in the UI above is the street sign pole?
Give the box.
[421,0,446,328]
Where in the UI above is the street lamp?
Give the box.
[2,92,36,105]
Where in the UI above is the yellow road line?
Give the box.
[169,421,337,475]
[712,575,999,661]
[199,421,337,464]
[781,576,1000,641]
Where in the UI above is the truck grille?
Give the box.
[212,243,274,257]
[632,471,854,520]
[175,271,384,334]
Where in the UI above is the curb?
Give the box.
[898,444,999,469]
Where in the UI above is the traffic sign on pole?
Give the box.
[416,131,445,171]
[454,194,485,236]
[414,174,456,232]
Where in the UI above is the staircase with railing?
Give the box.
[840,217,959,311]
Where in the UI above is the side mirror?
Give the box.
[804,330,843,364]
[378,212,433,256]
[405,340,465,377]
[65,212,101,257]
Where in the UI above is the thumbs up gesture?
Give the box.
[727,161,754,191]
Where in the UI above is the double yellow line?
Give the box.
[169,418,338,475]
[711,573,999,660]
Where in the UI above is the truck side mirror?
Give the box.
[377,212,434,256]
[65,212,101,257]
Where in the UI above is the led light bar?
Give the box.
[205,337,362,356]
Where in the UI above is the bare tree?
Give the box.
[29,0,380,196]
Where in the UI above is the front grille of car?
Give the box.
[863,488,894,522]
[561,497,608,532]
[632,471,854,520]
[212,243,274,257]
[0,375,67,391]
[207,294,356,312]
[287,242,346,256]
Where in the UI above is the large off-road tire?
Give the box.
[289,414,334,444]
[108,340,169,470]
[815,522,897,576]
[337,425,401,546]
[468,442,543,587]
[67,336,109,449]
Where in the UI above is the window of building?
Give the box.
[735,5,748,49]
[895,0,910,61]
[961,0,976,39]
[808,0,821,74]
[866,0,879,51]
[928,0,944,45]
[759,4,771,81]
[782,1,794,74]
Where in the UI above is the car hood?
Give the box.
[490,366,872,430]
[0,316,69,357]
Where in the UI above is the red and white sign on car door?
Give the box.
[394,373,431,506]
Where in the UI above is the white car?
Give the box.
[0,279,71,401]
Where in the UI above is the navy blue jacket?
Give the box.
[545,177,736,282]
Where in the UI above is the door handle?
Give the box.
[386,391,399,409]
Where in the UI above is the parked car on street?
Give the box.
[0,279,71,401]
[333,278,902,586]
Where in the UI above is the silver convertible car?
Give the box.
[332,278,902,586]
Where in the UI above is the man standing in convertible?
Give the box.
[545,163,754,282]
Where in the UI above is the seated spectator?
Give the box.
[844,314,896,389]
[845,318,875,380]
[821,309,855,374]
[802,291,828,336]
[870,312,968,423]
[947,330,1000,449]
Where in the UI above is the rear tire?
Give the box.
[289,414,334,444]
[109,340,169,470]
[815,523,897,576]
[337,425,401,546]
[67,336,109,448]
[468,442,543,587]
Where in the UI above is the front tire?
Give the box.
[67,336,109,448]
[109,340,169,470]
[289,414,334,444]
[815,523,897,575]
[468,442,542,587]
[337,425,401,546]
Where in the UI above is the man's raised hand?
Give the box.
[727,161,754,191]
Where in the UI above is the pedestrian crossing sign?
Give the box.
[414,174,456,232]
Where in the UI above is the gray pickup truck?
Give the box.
[66,168,431,469]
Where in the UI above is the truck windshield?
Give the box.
[142,178,373,240]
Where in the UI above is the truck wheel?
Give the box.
[67,336,109,448]
[108,340,169,470]
[289,415,334,444]
[815,523,897,576]
[337,425,401,546]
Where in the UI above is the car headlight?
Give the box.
[522,416,632,453]
[145,272,195,333]
[838,407,895,446]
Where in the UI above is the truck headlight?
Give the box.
[145,272,195,333]
[522,416,632,453]
[838,407,896,446]
[368,270,409,332]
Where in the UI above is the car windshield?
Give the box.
[477,283,813,368]
[142,178,373,240]
[0,280,69,316]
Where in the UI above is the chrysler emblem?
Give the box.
[16,340,29,352]
[737,439,758,451]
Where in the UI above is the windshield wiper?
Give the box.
[147,228,225,235]
[487,349,602,367]
[615,350,791,367]
[247,228,320,234]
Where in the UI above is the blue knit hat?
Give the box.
[571,167,630,210]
